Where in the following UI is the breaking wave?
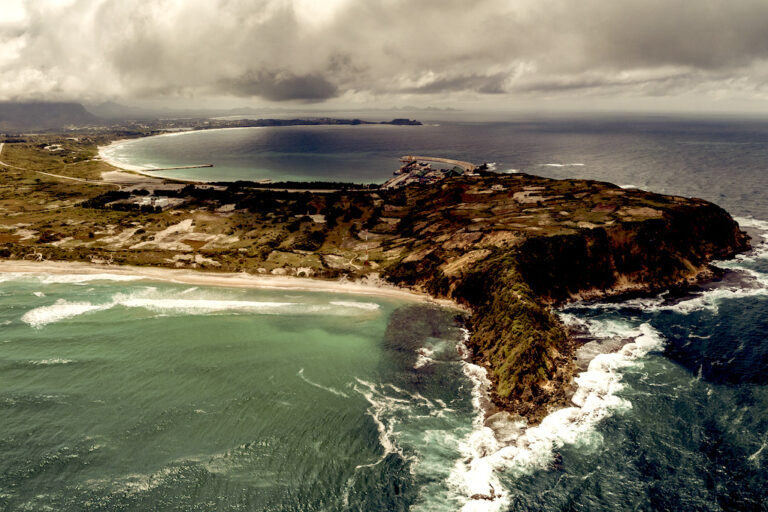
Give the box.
[413,347,435,369]
[447,322,664,511]
[329,300,380,311]
[22,300,111,328]
[29,358,75,365]
[21,289,381,328]
[0,272,144,285]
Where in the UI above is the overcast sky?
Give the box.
[3,0,768,113]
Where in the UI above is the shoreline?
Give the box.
[96,124,370,181]
[97,138,210,183]
[0,260,466,311]
[96,124,407,185]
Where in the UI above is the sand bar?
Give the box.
[0,260,466,310]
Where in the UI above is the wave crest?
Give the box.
[21,300,111,328]
[20,289,381,328]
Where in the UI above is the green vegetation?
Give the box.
[455,254,572,419]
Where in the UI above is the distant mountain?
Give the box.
[87,102,272,121]
[86,102,463,122]
[0,102,101,132]
[86,101,157,120]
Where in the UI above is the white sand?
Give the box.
[97,139,153,173]
[0,260,465,309]
[97,139,200,184]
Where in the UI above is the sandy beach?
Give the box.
[97,138,206,185]
[0,260,465,310]
[97,138,156,173]
[97,128,258,179]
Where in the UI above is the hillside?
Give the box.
[0,102,100,132]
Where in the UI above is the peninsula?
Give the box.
[0,133,750,421]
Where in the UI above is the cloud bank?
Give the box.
[2,0,768,109]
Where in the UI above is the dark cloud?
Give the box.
[222,71,338,101]
[575,0,768,71]
[2,0,768,108]
[402,74,509,95]
[513,69,697,94]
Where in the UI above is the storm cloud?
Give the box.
[3,0,768,109]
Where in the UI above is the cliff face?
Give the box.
[381,174,750,420]
[451,205,748,420]
[516,201,749,303]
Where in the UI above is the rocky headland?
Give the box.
[377,174,749,420]
[0,137,750,421]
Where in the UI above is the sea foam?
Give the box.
[446,331,509,511]
[0,272,144,285]
[446,321,665,511]
[21,300,111,328]
[29,358,74,365]
[297,368,349,398]
[442,214,768,506]
[353,378,408,467]
[20,288,381,328]
[329,300,380,311]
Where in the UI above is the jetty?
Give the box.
[384,155,480,189]
[401,155,477,172]
[144,164,214,172]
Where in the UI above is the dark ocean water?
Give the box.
[102,116,768,219]
[10,116,768,510]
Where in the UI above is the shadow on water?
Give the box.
[659,296,768,385]
[382,303,469,391]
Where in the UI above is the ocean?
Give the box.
[5,115,768,510]
[99,115,768,221]
[0,276,480,510]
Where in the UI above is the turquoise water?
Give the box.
[6,260,768,511]
[0,275,480,510]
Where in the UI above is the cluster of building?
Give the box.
[382,156,481,189]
